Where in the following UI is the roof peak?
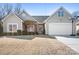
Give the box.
[59,6,65,10]
[32,15,49,17]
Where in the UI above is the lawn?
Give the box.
[0,35,78,55]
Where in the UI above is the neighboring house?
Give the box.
[76,22,79,34]
[1,7,76,35]
[76,19,79,34]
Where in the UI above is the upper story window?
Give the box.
[58,10,64,17]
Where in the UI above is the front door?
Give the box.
[37,24,44,34]
[27,25,35,32]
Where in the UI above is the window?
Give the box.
[13,25,17,32]
[9,25,12,31]
[58,10,64,17]
[8,23,18,32]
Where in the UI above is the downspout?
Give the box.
[71,18,76,36]
[72,19,73,35]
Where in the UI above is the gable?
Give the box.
[2,13,23,32]
[2,13,23,22]
[44,7,72,23]
[19,11,38,22]
[20,12,33,20]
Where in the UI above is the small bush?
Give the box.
[70,34,76,36]
[13,32,18,36]
[28,32,35,35]
[43,29,45,34]
[3,32,17,36]
[22,31,27,35]
[17,30,22,35]
[0,23,3,36]
[22,30,35,35]
[36,32,38,35]
[3,32,12,36]
[3,31,35,36]
[77,33,79,35]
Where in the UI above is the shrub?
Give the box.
[17,30,22,35]
[3,32,12,36]
[3,32,17,36]
[28,32,35,35]
[13,32,18,36]
[22,30,35,35]
[43,29,45,34]
[0,23,3,36]
[36,32,38,35]
[77,33,79,35]
[22,30,27,35]
[70,34,76,36]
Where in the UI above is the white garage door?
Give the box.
[48,23,72,35]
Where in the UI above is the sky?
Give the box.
[0,3,79,16]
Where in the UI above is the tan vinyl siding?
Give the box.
[47,9,72,23]
[3,14,23,32]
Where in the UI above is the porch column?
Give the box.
[36,23,39,34]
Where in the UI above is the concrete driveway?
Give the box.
[55,36,79,53]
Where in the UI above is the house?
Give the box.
[1,10,48,34]
[1,7,76,35]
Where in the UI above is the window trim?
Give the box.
[7,23,18,32]
[58,10,64,17]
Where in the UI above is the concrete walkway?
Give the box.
[55,36,79,53]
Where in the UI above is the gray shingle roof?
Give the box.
[32,16,49,22]
[20,11,49,22]
[17,11,36,21]
[18,11,49,22]
[1,11,49,23]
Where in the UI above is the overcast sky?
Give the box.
[0,3,79,16]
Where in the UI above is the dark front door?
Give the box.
[37,24,45,34]
[27,25,35,32]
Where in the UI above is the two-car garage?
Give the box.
[46,23,72,35]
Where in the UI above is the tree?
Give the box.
[14,3,22,14]
[0,3,23,19]
[72,11,79,19]
[0,22,3,35]
[4,4,13,15]
[0,6,5,19]
[0,4,13,19]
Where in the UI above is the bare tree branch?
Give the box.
[4,4,13,15]
[15,3,22,14]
